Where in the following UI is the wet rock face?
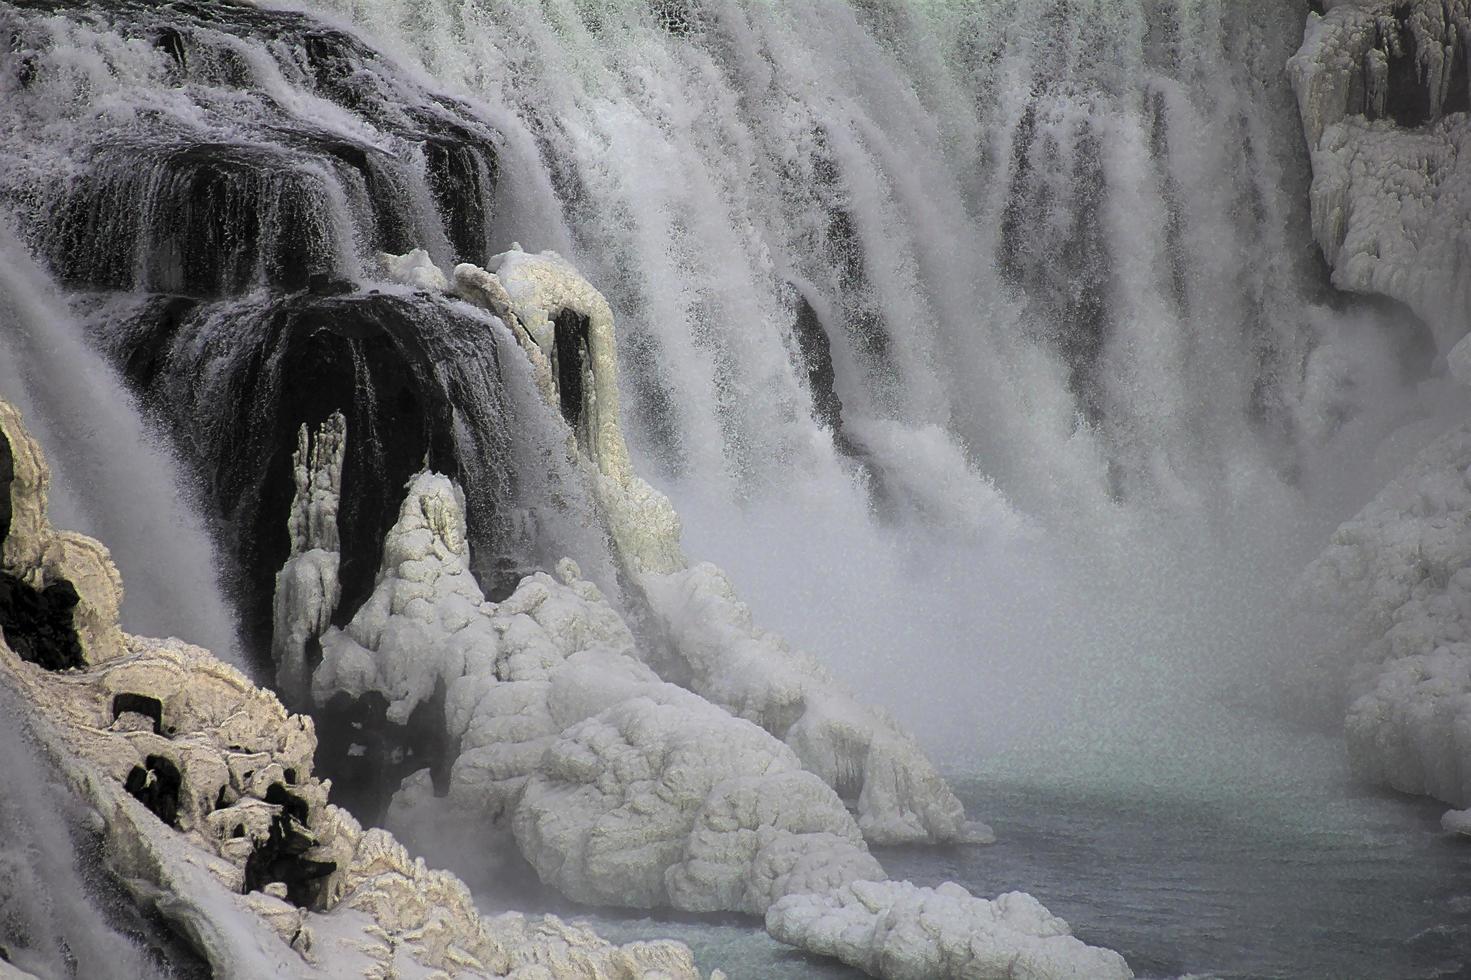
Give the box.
[4,0,502,298]
[0,572,84,671]
[108,290,514,665]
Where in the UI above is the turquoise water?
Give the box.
[568,740,1471,980]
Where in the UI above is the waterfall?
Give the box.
[0,0,1452,766]
[269,0,1452,772]
[0,220,241,662]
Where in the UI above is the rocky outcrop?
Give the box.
[1289,0,1471,349]
[0,398,705,979]
[766,880,1133,980]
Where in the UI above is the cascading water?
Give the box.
[3,0,1471,976]
[0,219,240,659]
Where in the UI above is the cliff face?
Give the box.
[0,397,706,979]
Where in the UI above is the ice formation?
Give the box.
[381,246,984,847]
[272,414,345,707]
[766,880,1133,980]
[1289,0,1471,348]
[0,398,707,979]
[1298,419,1471,808]
[293,249,1137,974]
[309,467,886,915]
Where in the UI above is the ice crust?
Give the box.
[765,880,1133,980]
[0,398,707,979]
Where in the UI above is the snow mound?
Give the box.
[766,879,1133,980]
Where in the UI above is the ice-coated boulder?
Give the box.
[0,398,708,979]
[514,692,884,914]
[1288,0,1471,350]
[766,879,1133,980]
[1298,421,1471,806]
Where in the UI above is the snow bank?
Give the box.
[766,880,1133,980]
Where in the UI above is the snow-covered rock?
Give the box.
[381,247,450,292]
[0,398,707,979]
[766,880,1133,980]
[1298,421,1471,806]
[1289,0,1471,350]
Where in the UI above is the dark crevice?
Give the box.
[0,427,12,549]
[0,572,84,671]
[242,811,335,908]
[111,694,165,735]
[312,679,451,829]
[124,755,182,827]
[553,308,590,434]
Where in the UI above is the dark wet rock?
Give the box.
[0,571,84,671]
[107,290,515,666]
[553,308,591,431]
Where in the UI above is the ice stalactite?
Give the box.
[271,413,345,707]
[1290,0,1471,350]
[0,397,708,980]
